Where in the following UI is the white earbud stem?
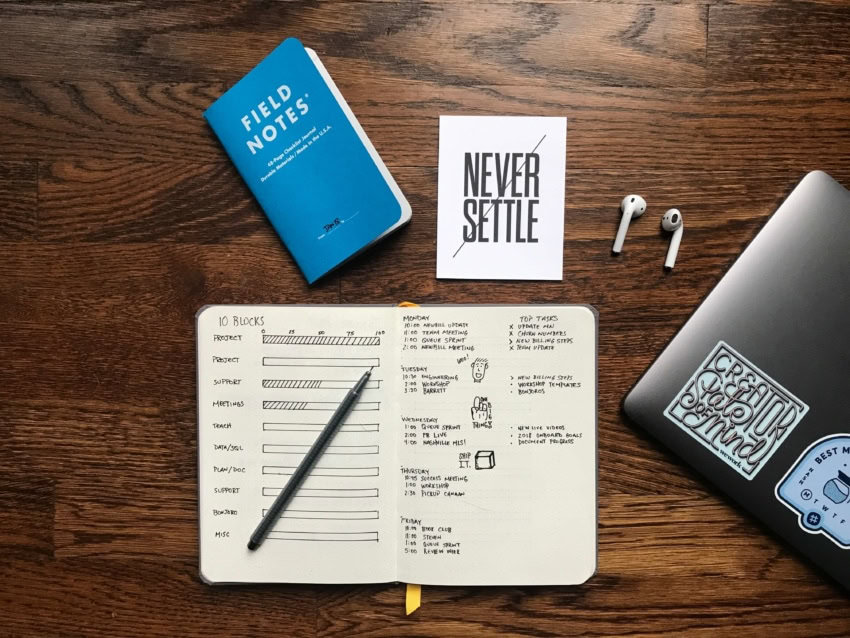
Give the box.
[612,208,632,254]
[663,211,684,269]
[613,195,646,254]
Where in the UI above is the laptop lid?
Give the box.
[623,170,850,589]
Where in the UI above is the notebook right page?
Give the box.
[395,305,597,586]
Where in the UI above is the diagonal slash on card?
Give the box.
[451,134,547,259]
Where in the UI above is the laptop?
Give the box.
[623,170,850,590]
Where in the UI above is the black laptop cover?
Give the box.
[624,170,850,590]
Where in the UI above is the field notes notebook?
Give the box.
[204,38,411,284]
[197,305,597,585]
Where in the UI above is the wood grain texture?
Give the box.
[2,0,850,636]
[6,82,850,174]
[38,160,262,241]
[0,161,37,239]
[0,557,317,637]
[708,3,850,87]
[0,2,707,86]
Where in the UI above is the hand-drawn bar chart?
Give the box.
[259,330,385,543]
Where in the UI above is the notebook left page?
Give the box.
[197,305,397,584]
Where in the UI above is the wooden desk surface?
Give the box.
[2,1,849,636]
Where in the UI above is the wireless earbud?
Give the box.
[613,194,646,254]
[661,208,683,269]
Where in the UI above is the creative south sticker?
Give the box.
[776,434,850,549]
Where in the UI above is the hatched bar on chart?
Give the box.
[263,335,381,346]
[262,401,380,411]
[262,378,381,390]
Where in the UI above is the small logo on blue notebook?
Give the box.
[664,341,808,480]
[777,435,850,549]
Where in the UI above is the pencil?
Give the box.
[247,367,373,551]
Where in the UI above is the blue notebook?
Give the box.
[205,38,411,283]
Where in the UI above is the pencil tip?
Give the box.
[247,540,258,551]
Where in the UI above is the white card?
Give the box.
[436,116,567,280]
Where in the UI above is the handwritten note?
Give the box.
[197,305,596,585]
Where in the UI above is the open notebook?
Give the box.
[197,305,597,585]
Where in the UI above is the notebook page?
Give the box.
[395,305,596,585]
[197,306,396,583]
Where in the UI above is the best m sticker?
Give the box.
[776,435,850,549]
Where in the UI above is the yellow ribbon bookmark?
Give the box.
[399,302,423,615]
[405,583,421,615]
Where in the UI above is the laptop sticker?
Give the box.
[664,341,809,480]
[776,434,850,549]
